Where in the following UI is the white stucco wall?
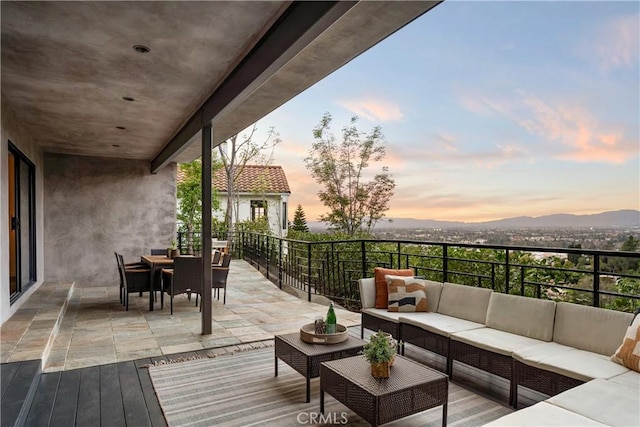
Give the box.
[215,193,290,237]
[1,102,46,324]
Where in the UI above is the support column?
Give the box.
[201,122,213,334]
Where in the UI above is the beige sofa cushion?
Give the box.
[548,378,640,427]
[486,293,556,341]
[483,401,606,426]
[451,328,545,356]
[359,278,376,309]
[400,312,485,337]
[437,282,492,324]
[362,307,404,323]
[554,302,633,355]
[515,343,629,382]
[607,370,640,389]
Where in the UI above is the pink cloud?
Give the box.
[337,97,404,122]
[591,15,639,71]
[517,93,635,164]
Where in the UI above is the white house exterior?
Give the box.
[215,165,291,237]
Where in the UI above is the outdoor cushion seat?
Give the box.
[399,312,485,337]
[361,307,404,323]
[483,401,606,426]
[607,370,640,389]
[514,343,629,382]
[485,293,556,342]
[451,327,546,356]
[547,378,640,427]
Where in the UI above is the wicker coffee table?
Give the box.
[320,355,449,427]
[274,332,365,402]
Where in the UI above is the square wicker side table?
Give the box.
[274,332,365,402]
[320,355,449,427]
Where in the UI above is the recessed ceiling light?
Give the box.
[116,126,126,130]
[133,44,150,54]
[122,96,135,102]
[112,144,121,148]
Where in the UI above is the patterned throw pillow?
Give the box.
[611,314,640,372]
[386,276,428,313]
[373,267,414,309]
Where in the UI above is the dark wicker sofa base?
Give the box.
[400,323,451,374]
[450,339,515,406]
[361,311,400,339]
[513,360,584,408]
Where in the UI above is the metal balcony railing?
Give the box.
[235,232,640,313]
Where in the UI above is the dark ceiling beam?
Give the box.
[151,1,357,173]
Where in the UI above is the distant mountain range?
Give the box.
[308,209,640,230]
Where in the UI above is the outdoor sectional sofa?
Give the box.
[359,277,640,426]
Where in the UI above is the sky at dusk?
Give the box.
[248,1,640,223]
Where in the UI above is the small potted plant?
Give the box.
[168,239,179,259]
[363,330,397,379]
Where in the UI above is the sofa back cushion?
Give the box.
[486,293,556,341]
[437,282,492,324]
[554,302,634,355]
[359,278,376,309]
[373,267,414,308]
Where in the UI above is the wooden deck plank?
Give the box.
[118,361,152,427]
[134,358,167,427]
[24,371,61,427]
[49,369,81,427]
[0,360,40,427]
[99,363,126,427]
[0,362,21,399]
[76,366,100,427]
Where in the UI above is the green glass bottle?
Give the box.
[325,302,337,334]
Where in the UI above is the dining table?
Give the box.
[141,255,174,311]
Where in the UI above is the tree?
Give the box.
[176,157,221,253]
[291,204,310,232]
[304,112,395,236]
[218,124,280,238]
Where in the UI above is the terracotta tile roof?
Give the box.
[177,164,291,194]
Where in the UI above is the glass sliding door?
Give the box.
[7,142,36,303]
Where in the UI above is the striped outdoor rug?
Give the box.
[149,347,513,427]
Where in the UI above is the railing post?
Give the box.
[443,244,449,283]
[505,249,510,294]
[397,242,401,269]
[520,267,525,296]
[361,240,367,278]
[307,243,312,302]
[593,254,600,307]
[278,238,283,289]
[266,235,270,281]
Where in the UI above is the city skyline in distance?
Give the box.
[308,209,640,231]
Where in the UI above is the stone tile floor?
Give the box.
[1,260,360,372]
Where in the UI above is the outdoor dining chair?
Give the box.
[212,253,231,304]
[212,250,222,265]
[114,252,149,305]
[192,253,231,307]
[150,248,167,256]
[161,256,202,314]
[116,253,152,311]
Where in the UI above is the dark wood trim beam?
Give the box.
[150,1,356,173]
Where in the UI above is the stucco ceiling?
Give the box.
[1,1,440,168]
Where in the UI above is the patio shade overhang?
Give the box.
[1,1,441,172]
